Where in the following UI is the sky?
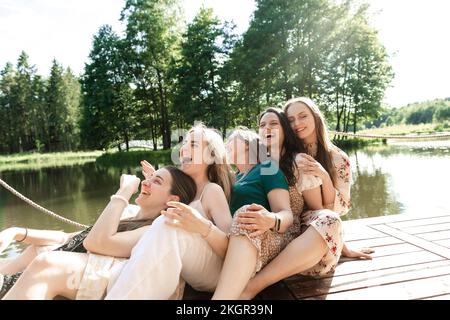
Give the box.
[0,0,449,108]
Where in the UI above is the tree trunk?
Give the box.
[124,130,129,152]
[155,69,171,150]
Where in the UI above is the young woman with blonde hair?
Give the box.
[106,124,234,299]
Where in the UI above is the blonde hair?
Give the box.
[283,97,337,185]
[188,124,235,201]
[227,126,262,165]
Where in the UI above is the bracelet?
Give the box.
[270,214,281,233]
[201,220,213,239]
[110,194,129,206]
[17,228,28,242]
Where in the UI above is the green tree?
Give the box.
[231,0,392,132]
[61,68,82,150]
[120,0,183,149]
[434,103,450,122]
[30,74,46,152]
[173,7,237,135]
[323,4,393,133]
[81,25,139,151]
[44,59,66,151]
[0,63,16,153]
[9,52,38,152]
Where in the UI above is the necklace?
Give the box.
[303,142,318,157]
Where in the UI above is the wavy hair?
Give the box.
[283,97,336,185]
[188,124,235,201]
[258,107,302,186]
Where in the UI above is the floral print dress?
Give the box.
[297,143,351,277]
[230,173,321,275]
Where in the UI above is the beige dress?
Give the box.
[74,205,141,300]
[105,183,223,299]
[229,174,322,275]
[297,144,350,276]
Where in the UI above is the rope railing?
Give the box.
[329,131,450,140]
[0,177,89,229]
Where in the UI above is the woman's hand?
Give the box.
[0,227,19,254]
[296,153,329,180]
[141,160,155,180]
[341,243,374,260]
[236,204,276,238]
[119,174,141,195]
[163,201,212,236]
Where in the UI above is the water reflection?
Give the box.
[0,163,145,233]
[345,153,403,220]
[344,139,450,220]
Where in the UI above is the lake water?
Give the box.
[1,139,449,258]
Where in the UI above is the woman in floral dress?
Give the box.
[240,97,373,299]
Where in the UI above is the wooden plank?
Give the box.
[308,273,450,300]
[422,294,450,300]
[417,230,450,241]
[343,213,450,229]
[343,226,386,242]
[433,239,450,248]
[258,282,296,300]
[371,224,450,259]
[339,243,421,263]
[388,216,450,229]
[345,236,403,249]
[285,260,450,299]
[320,250,442,278]
[397,222,450,235]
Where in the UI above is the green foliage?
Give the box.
[120,0,184,149]
[366,98,450,128]
[44,60,81,151]
[1,0,396,154]
[229,0,392,132]
[172,7,237,136]
[0,53,80,154]
[80,25,138,151]
[96,149,172,168]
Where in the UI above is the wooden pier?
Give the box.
[185,212,450,300]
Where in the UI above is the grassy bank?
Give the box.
[359,122,450,136]
[0,151,103,171]
[332,138,383,151]
[95,149,173,167]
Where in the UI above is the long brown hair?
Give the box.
[117,166,197,232]
[283,97,337,185]
[258,107,302,186]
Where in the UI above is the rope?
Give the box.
[330,131,450,140]
[0,177,89,229]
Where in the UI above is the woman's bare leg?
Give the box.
[240,227,328,300]
[212,236,257,300]
[0,245,39,275]
[2,251,87,300]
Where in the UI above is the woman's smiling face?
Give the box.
[259,112,285,153]
[286,102,316,140]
